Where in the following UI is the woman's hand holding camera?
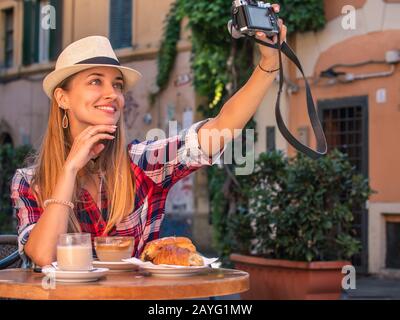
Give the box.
[64,125,116,173]
[255,4,288,71]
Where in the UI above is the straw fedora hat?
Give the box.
[43,35,142,99]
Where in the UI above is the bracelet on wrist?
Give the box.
[43,199,74,210]
[258,63,280,74]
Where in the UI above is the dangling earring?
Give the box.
[62,108,69,129]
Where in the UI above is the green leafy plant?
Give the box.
[279,0,326,33]
[150,1,182,104]
[228,150,374,262]
[0,144,35,234]
[155,0,326,107]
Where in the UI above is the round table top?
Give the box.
[0,268,249,300]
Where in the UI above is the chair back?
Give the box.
[0,235,21,269]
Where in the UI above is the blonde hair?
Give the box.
[30,76,135,234]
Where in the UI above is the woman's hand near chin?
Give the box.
[64,124,117,173]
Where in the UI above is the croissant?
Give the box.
[140,237,196,261]
[152,245,204,266]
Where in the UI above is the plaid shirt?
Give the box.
[10,118,225,268]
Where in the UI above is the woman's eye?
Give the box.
[89,79,123,90]
[90,79,101,85]
[114,83,124,90]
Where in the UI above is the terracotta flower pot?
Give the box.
[230,253,351,300]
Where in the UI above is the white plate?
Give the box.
[123,257,219,277]
[93,260,139,272]
[42,266,109,283]
[139,265,211,277]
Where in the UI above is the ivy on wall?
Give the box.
[155,0,326,263]
[154,0,326,112]
[279,0,326,33]
[151,2,182,104]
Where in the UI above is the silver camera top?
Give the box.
[233,1,272,8]
[233,0,248,7]
[257,2,271,8]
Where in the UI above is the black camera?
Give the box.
[231,1,280,38]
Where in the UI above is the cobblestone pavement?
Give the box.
[212,275,400,300]
[342,275,400,300]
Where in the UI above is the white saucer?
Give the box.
[139,265,210,277]
[42,265,109,283]
[93,260,139,272]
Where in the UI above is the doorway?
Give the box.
[318,96,369,274]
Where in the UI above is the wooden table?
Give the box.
[0,268,249,300]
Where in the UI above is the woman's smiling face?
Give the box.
[55,66,125,132]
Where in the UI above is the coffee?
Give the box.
[57,233,93,271]
[57,245,93,271]
[94,237,134,262]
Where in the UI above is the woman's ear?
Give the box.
[53,87,69,109]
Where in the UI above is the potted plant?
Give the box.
[228,150,373,300]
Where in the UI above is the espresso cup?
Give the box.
[57,233,93,271]
[94,236,135,262]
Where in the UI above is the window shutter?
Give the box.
[23,0,40,65]
[266,126,276,152]
[4,8,14,68]
[33,1,40,62]
[49,0,62,60]
[23,0,33,65]
[109,0,132,49]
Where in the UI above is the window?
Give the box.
[23,0,62,66]
[266,126,276,152]
[3,8,14,68]
[0,132,13,146]
[109,0,132,49]
[321,104,366,171]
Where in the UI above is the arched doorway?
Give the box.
[0,132,13,146]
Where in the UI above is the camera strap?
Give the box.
[254,35,327,159]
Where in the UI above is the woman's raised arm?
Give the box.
[198,4,287,157]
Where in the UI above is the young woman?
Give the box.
[11,5,286,268]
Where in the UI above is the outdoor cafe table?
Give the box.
[0,267,249,300]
